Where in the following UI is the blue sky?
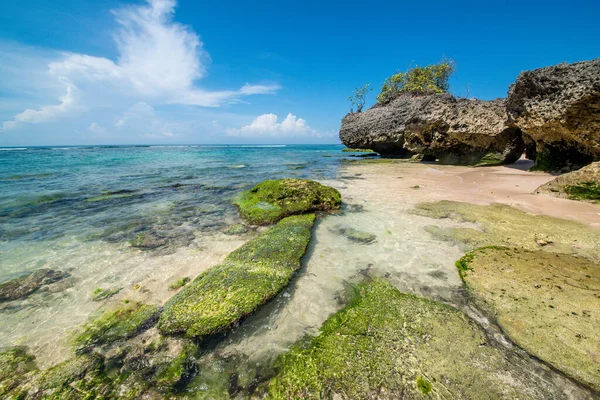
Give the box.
[0,0,598,146]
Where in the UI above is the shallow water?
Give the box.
[0,144,346,366]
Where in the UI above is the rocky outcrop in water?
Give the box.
[535,161,600,202]
[340,93,523,165]
[0,269,70,302]
[507,59,600,171]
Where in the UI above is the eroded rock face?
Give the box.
[507,59,600,171]
[535,161,600,202]
[340,93,523,165]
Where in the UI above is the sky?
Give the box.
[0,0,598,146]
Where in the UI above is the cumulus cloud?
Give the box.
[2,83,77,130]
[1,0,279,131]
[227,113,318,137]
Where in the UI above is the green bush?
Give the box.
[377,60,455,104]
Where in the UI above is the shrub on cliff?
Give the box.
[376,60,455,104]
[348,83,372,112]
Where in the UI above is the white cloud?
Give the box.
[2,82,77,130]
[88,122,106,133]
[1,0,279,131]
[227,113,318,137]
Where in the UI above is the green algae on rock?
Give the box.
[268,280,562,399]
[457,247,600,391]
[414,200,600,261]
[74,301,161,350]
[535,161,600,202]
[233,179,340,225]
[158,214,315,338]
[0,346,37,397]
[91,287,121,301]
[168,277,191,291]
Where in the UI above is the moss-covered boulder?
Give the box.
[457,247,600,391]
[268,280,567,399]
[158,214,315,338]
[0,346,38,397]
[414,200,600,261]
[233,179,341,225]
[535,161,600,202]
[74,302,161,351]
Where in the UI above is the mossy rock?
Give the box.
[74,302,161,350]
[0,346,38,396]
[474,152,506,166]
[233,179,340,225]
[457,247,600,391]
[268,280,563,399]
[168,277,190,291]
[158,214,315,338]
[414,200,600,261]
[152,342,198,390]
[535,161,600,202]
[91,287,121,301]
[565,181,600,201]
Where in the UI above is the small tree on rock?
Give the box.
[376,60,455,104]
[348,83,372,113]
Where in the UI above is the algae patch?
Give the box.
[414,200,600,261]
[74,301,161,350]
[158,214,315,338]
[268,280,557,399]
[458,246,600,391]
[233,179,341,225]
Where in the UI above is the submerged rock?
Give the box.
[0,269,70,302]
[222,223,249,235]
[535,161,600,202]
[330,224,377,244]
[507,59,600,171]
[234,178,341,225]
[457,247,600,391]
[268,280,580,399]
[129,231,168,249]
[74,301,161,351]
[339,93,523,165]
[158,214,315,338]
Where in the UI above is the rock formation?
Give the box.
[535,161,600,202]
[341,59,600,170]
[507,58,600,171]
[340,93,523,165]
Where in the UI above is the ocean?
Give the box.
[0,144,349,366]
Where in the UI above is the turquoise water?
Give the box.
[0,145,345,278]
[0,144,354,366]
